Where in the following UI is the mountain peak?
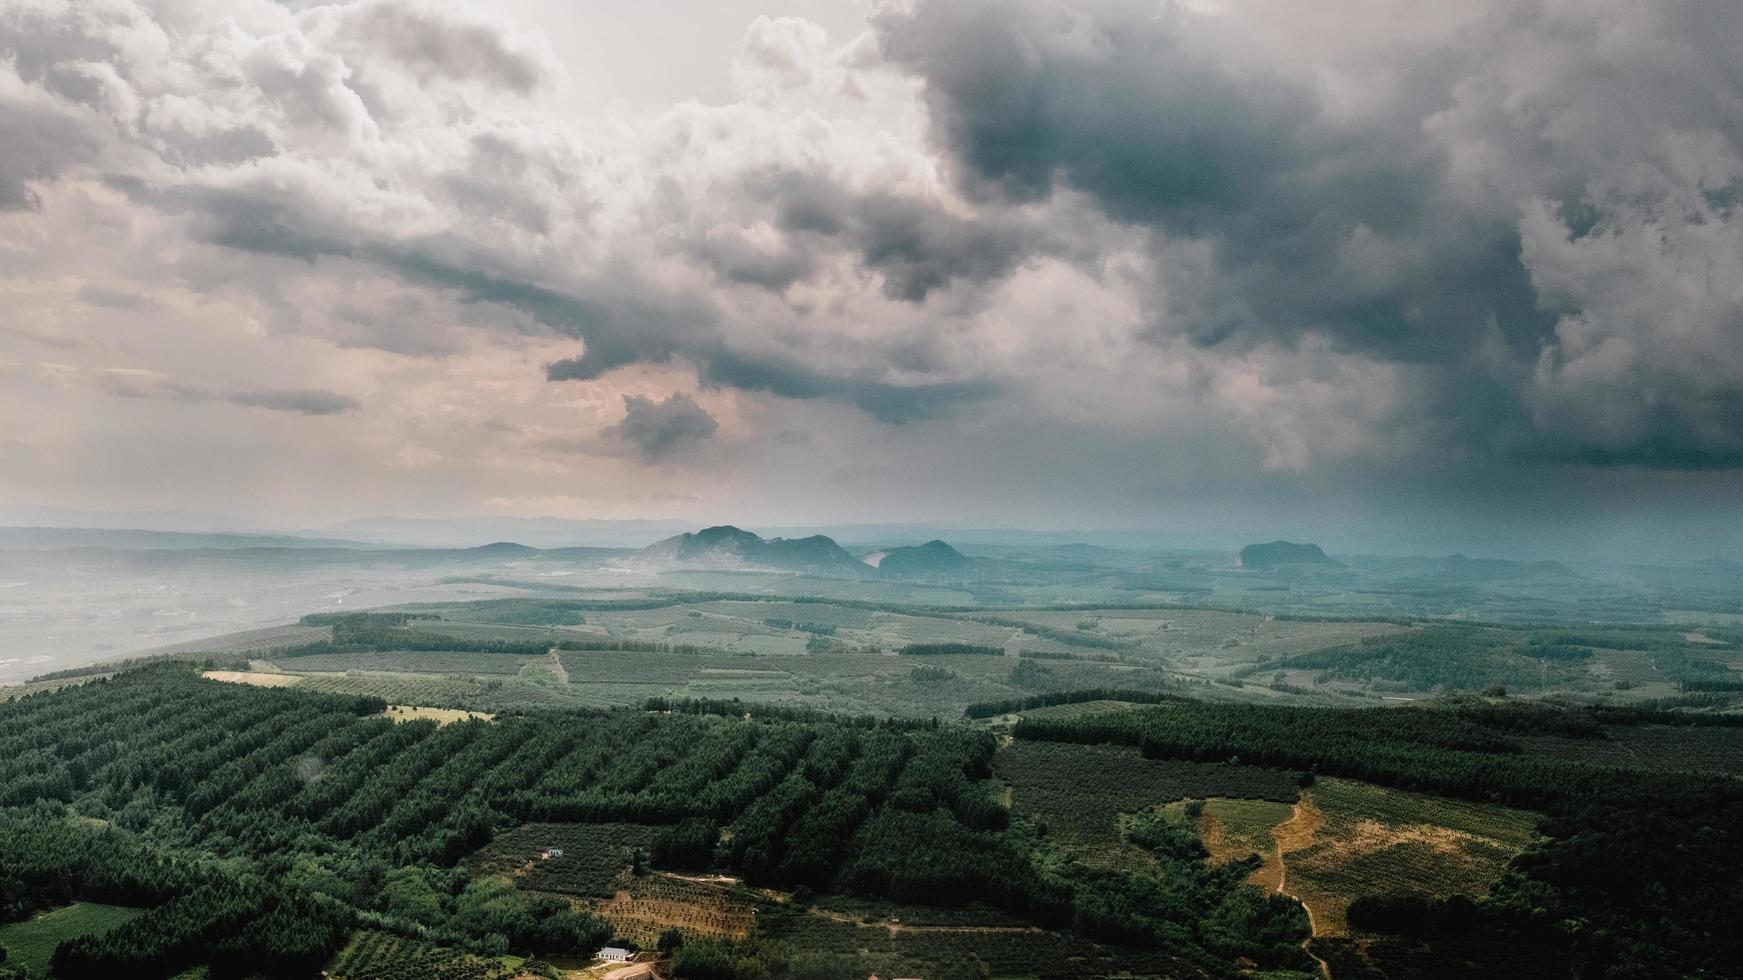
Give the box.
[871,539,971,578]
[641,526,867,577]
[1238,540,1339,570]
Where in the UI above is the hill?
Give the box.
[639,525,869,576]
[868,539,972,579]
[1238,540,1340,570]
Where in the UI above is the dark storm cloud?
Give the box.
[876,0,1542,357]
[603,393,719,461]
[0,97,101,211]
[124,177,991,423]
[747,171,1046,302]
[876,0,1743,469]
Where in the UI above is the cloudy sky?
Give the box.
[2,0,1741,554]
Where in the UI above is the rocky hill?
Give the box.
[639,525,868,576]
[1238,540,1340,570]
[868,539,972,579]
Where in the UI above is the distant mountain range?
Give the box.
[0,526,373,551]
[639,525,872,577]
[636,527,977,581]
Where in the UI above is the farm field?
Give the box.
[588,874,758,946]
[995,740,1300,867]
[328,930,519,980]
[82,581,1743,722]
[470,823,659,897]
[0,903,145,977]
[199,669,301,687]
[754,900,1224,980]
[1182,797,1297,891]
[1275,778,1540,936]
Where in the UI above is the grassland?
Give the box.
[0,903,146,977]
[384,704,493,725]
[1275,777,1539,936]
[199,669,302,687]
[1178,797,1297,891]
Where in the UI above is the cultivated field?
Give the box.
[0,903,145,977]
[588,874,758,946]
[328,930,518,980]
[470,823,659,897]
[995,740,1300,868]
[1275,777,1540,935]
[1184,797,1297,891]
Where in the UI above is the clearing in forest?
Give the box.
[1174,797,1297,891]
[586,873,757,946]
[0,902,146,977]
[995,740,1300,869]
[327,929,520,980]
[384,704,495,725]
[1274,777,1539,936]
[201,669,303,687]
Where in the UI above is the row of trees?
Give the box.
[0,665,1029,974]
[962,687,1183,719]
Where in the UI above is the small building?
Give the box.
[596,947,633,963]
[541,847,564,859]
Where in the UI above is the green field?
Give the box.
[0,904,145,977]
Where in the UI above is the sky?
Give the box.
[2,0,1741,556]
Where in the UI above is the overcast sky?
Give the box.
[2,0,1741,555]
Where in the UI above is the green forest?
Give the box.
[1,661,1739,978]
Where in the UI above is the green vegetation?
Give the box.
[0,663,1325,978]
[1015,700,1743,977]
[329,931,516,980]
[995,741,1299,869]
[9,562,1743,980]
[900,643,1004,656]
[1266,626,1590,690]
[1278,777,1538,934]
[0,904,144,978]
[964,687,1183,719]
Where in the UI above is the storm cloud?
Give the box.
[876,0,1743,468]
[604,393,719,461]
[1,0,1740,539]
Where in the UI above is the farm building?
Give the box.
[596,946,633,963]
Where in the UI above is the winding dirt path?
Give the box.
[1272,798,1333,980]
